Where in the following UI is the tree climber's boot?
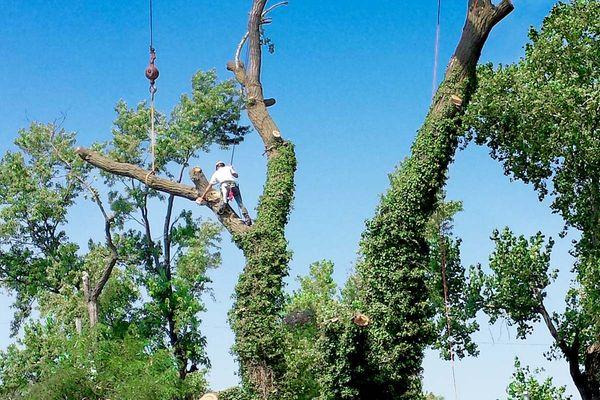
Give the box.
[243,212,253,226]
[217,201,227,215]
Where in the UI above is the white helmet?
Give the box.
[215,160,226,170]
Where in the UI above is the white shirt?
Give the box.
[209,166,237,185]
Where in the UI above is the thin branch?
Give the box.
[235,32,250,68]
[234,1,288,68]
[263,1,288,16]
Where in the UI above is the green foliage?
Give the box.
[0,321,206,400]
[466,0,600,292]
[483,229,556,338]
[318,316,373,400]
[467,1,599,247]
[98,69,237,377]
[0,69,243,397]
[0,123,85,334]
[281,261,340,399]
[465,1,599,396]
[425,199,482,360]
[220,386,253,400]
[109,70,248,172]
[505,358,571,400]
[229,142,297,397]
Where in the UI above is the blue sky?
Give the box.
[0,0,581,398]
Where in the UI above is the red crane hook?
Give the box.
[145,48,159,93]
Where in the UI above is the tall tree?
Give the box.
[466,1,599,398]
[0,123,92,333]
[0,70,238,397]
[506,358,571,400]
[76,2,297,397]
[318,1,513,398]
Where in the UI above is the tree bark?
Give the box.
[585,343,600,400]
[82,271,97,326]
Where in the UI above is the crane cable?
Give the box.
[440,231,459,400]
[145,0,159,173]
[431,0,442,99]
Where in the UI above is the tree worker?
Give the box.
[196,161,252,226]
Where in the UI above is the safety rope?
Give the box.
[440,233,459,400]
[150,90,156,171]
[230,144,236,166]
[145,0,159,172]
[432,0,442,99]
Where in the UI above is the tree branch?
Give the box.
[90,214,118,302]
[537,299,588,394]
[76,147,250,236]
[227,0,286,151]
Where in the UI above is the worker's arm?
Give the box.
[230,166,239,178]
[198,184,212,201]
[197,176,217,203]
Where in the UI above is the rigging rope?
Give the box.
[230,144,236,166]
[440,233,459,400]
[432,0,442,99]
[145,0,159,172]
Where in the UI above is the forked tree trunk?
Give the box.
[82,272,98,326]
[80,213,118,329]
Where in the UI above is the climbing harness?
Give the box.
[145,0,159,172]
[432,0,442,98]
[227,185,236,202]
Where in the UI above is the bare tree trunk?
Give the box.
[82,271,98,326]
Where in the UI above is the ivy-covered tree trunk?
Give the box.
[322,1,513,398]
[229,144,296,398]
